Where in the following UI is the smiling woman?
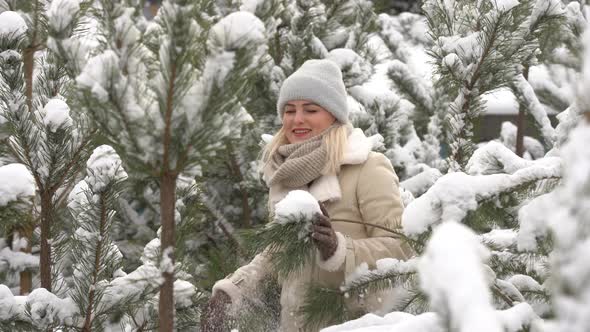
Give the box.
[282,101,336,143]
[202,59,414,332]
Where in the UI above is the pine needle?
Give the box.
[241,214,315,279]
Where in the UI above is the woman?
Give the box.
[201,59,413,331]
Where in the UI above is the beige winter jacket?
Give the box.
[212,128,414,331]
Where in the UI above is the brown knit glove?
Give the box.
[200,290,231,332]
[312,201,338,261]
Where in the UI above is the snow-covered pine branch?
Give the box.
[243,190,320,278]
[402,142,560,240]
[322,223,541,332]
[510,73,556,149]
[419,221,503,332]
[45,0,86,78]
[65,145,127,331]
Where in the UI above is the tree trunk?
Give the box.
[40,192,52,291]
[18,225,33,295]
[515,66,529,157]
[23,47,35,113]
[22,1,39,292]
[159,173,177,332]
[515,107,525,157]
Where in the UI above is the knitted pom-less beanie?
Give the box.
[277,59,349,124]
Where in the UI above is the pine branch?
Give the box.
[299,285,349,330]
[492,283,516,307]
[331,218,417,247]
[241,214,315,279]
[464,176,560,233]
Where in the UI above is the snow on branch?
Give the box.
[511,74,556,147]
[517,192,553,252]
[0,163,35,206]
[400,167,442,198]
[243,190,319,278]
[0,247,38,273]
[0,11,28,39]
[341,258,419,303]
[0,285,77,329]
[466,141,557,175]
[47,0,80,33]
[419,221,502,332]
[323,223,542,332]
[402,161,560,236]
[551,122,590,331]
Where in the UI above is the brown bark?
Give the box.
[515,66,529,157]
[19,269,32,295]
[39,192,52,291]
[585,112,590,123]
[159,173,177,332]
[24,0,43,113]
[23,48,35,113]
[515,107,526,157]
[22,0,42,292]
[18,225,34,295]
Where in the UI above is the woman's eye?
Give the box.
[305,109,318,113]
[285,109,295,114]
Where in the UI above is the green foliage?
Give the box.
[299,284,350,330]
[424,0,565,169]
[464,177,560,234]
[241,213,315,279]
[489,251,549,281]
[0,320,36,332]
[299,259,426,327]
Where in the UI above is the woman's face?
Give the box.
[282,100,336,144]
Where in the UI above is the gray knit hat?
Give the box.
[277,59,349,124]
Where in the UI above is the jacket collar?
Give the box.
[265,128,382,204]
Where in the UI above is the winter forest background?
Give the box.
[0,0,589,331]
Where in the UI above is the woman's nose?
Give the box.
[293,110,305,123]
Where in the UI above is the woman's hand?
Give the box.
[312,201,338,260]
[200,290,231,332]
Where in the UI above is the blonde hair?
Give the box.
[260,123,350,176]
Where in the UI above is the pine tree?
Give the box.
[425,0,563,170]
[0,4,95,293]
[68,0,267,329]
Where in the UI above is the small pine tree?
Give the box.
[0,5,95,292]
[66,145,128,331]
[68,0,268,328]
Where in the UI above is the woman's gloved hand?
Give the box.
[312,201,339,260]
[200,290,231,332]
